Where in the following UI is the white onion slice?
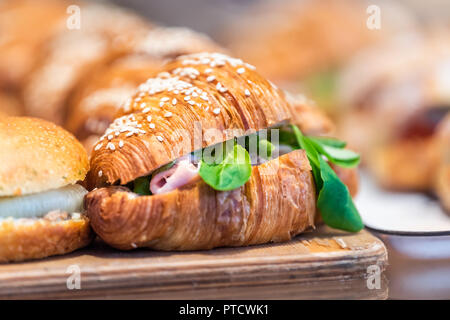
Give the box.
[0,184,87,219]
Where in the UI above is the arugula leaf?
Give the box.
[317,157,364,232]
[279,126,300,149]
[309,136,347,148]
[199,142,252,191]
[258,138,274,160]
[133,176,151,195]
[309,140,360,168]
[291,125,323,190]
[291,125,363,232]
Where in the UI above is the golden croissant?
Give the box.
[85,52,359,250]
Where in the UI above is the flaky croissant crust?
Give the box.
[86,150,316,250]
[88,53,292,188]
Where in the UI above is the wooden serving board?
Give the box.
[0,226,388,299]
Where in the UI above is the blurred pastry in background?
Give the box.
[435,115,450,212]
[65,27,223,152]
[337,30,450,209]
[22,2,150,125]
[0,0,68,90]
[0,91,23,117]
[224,0,416,116]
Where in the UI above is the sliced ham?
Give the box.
[150,156,199,194]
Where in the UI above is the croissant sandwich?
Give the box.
[0,117,92,262]
[85,52,362,251]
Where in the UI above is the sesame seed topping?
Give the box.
[207,75,215,82]
[159,101,165,107]
[142,107,150,113]
[107,142,115,151]
[213,108,220,115]
[147,115,152,122]
[172,98,177,105]
[118,140,124,148]
[184,96,191,101]
[164,111,173,117]
[237,67,245,74]
[205,68,213,73]
[107,134,113,140]
[140,102,146,108]
[160,97,170,102]
[245,89,251,96]
[188,100,195,105]
[98,170,103,177]
[94,143,102,151]
[149,123,155,129]
[156,136,164,142]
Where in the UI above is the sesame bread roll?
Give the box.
[0,117,92,262]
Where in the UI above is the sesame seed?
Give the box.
[237,67,245,74]
[147,115,152,122]
[142,107,150,113]
[159,102,165,107]
[207,76,215,82]
[188,100,195,105]
[160,97,170,102]
[126,132,134,137]
[172,98,177,105]
[98,170,103,177]
[219,87,228,93]
[205,68,213,73]
[216,82,222,90]
[107,134,113,140]
[149,123,155,129]
[245,89,251,96]
[107,142,115,151]
[156,136,164,142]
[94,143,102,151]
[213,108,220,115]
[184,96,191,101]
[164,111,173,117]
[118,140,124,148]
